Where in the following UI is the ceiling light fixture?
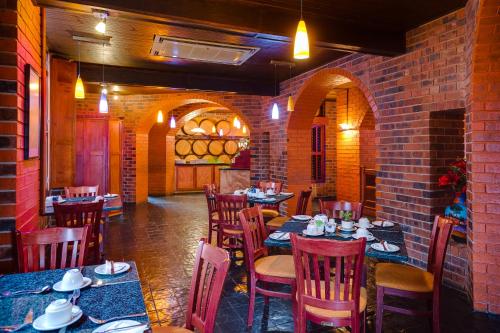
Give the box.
[157,110,164,123]
[219,129,224,137]
[233,116,241,129]
[169,112,176,128]
[294,0,310,60]
[271,64,279,120]
[212,125,216,134]
[242,125,247,134]
[99,44,108,113]
[94,11,108,34]
[74,41,85,99]
[339,89,355,131]
[287,64,294,111]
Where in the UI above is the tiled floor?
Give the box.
[104,194,499,332]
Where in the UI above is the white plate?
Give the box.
[352,233,375,241]
[53,277,92,292]
[104,194,118,198]
[92,320,148,333]
[292,215,312,221]
[33,306,82,331]
[372,220,395,227]
[302,229,324,237]
[280,192,293,196]
[354,223,374,229]
[94,262,130,276]
[370,242,400,252]
[338,226,357,232]
[269,232,290,241]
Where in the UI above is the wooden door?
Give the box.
[176,166,195,190]
[195,165,213,190]
[109,120,122,195]
[75,118,109,194]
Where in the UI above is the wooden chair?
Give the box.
[257,181,283,220]
[203,184,220,246]
[267,189,312,231]
[291,234,367,333]
[65,185,99,198]
[239,206,296,327]
[153,240,230,333]
[53,200,104,264]
[16,226,90,273]
[216,194,247,256]
[375,216,455,333]
[319,200,363,220]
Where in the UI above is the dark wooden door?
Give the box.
[75,118,109,194]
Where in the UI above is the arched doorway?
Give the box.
[286,68,378,214]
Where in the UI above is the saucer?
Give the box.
[53,277,92,292]
[104,194,118,199]
[269,232,290,241]
[370,242,400,252]
[352,233,375,241]
[292,215,312,221]
[33,306,82,331]
[280,192,293,196]
[302,229,324,237]
[92,320,148,333]
[372,220,395,227]
[354,223,374,229]
[338,226,357,233]
[94,262,130,276]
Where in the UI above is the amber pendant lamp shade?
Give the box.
[169,114,176,128]
[157,110,164,123]
[294,20,310,59]
[74,75,85,99]
[287,95,294,112]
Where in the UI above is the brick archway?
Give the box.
[286,67,378,212]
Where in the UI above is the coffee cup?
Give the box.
[45,299,73,326]
[358,217,371,228]
[355,228,370,238]
[325,219,337,233]
[307,223,320,234]
[341,220,354,230]
[61,269,84,290]
[266,189,274,195]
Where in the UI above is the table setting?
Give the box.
[0,261,149,333]
[231,187,295,206]
[265,214,408,262]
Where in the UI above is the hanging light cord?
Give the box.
[102,43,105,86]
[77,41,81,76]
[300,0,303,19]
[274,64,278,97]
[346,89,349,124]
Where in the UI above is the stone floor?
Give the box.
[104,194,499,333]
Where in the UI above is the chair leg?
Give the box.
[208,221,213,244]
[297,304,306,333]
[432,294,440,333]
[291,283,297,331]
[262,281,269,305]
[247,274,256,327]
[362,310,366,333]
[375,286,384,333]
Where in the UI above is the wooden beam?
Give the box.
[35,0,405,56]
[80,63,275,95]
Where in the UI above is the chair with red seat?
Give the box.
[53,200,104,264]
[267,189,312,231]
[17,226,90,273]
[291,233,367,333]
[239,206,297,327]
[203,184,220,245]
[375,216,455,333]
[319,199,363,220]
[216,194,247,256]
[153,240,230,333]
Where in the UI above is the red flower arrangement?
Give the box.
[438,159,466,193]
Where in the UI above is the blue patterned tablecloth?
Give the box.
[0,262,148,332]
[264,220,409,262]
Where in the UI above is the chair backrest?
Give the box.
[319,200,363,220]
[291,234,366,327]
[203,184,219,216]
[185,240,230,333]
[16,226,90,273]
[53,201,104,244]
[238,206,269,269]
[216,194,247,230]
[295,189,312,215]
[427,216,455,291]
[258,181,283,194]
[65,185,99,198]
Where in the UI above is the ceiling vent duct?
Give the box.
[150,35,260,65]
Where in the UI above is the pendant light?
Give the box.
[287,64,294,111]
[98,44,108,113]
[95,12,107,34]
[157,110,164,123]
[339,89,353,131]
[212,125,216,134]
[271,64,280,120]
[169,111,176,128]
[294,0,310,60]
[219,129,224,137]
[242,125,247,135]
[233,116,241,129]
[74,42,85,99]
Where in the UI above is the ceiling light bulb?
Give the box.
[74,75,85,99]
[99,90,108,113]
[242,125,247,134]
[339,123,352,131]
[287,95,294,112]
[169,115,176,128]
[271,103,280,120]
[101,87,108,95]
[293,20,310,60]
[95,20,106,34]
[157,110,164,123]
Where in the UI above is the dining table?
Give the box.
[44,196,123,222]
[247,193,295,207]
[264,219,409,263]
[0,262,149,333]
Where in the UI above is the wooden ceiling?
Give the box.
[38,0,466,95]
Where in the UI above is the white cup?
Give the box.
[358,217,371,228]
[307,223,318,234]
[341,220,354,230]
[45,299,73,326]
[325,219,337,233]
[266,189,274,195]
[355,228,370,238]
[61,269,84,290]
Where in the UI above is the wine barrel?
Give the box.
[218,155,232,164]
[208,140,224,155]
[185,154,198,162]
[216,120,231,136]
[224,140,238,155]
[182,120,198,135]
[192,140,208,156]
[175,139,191,156]
[199,119,215,135]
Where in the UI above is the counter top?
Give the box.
[220,168,250,171]
[175,163,229,166]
